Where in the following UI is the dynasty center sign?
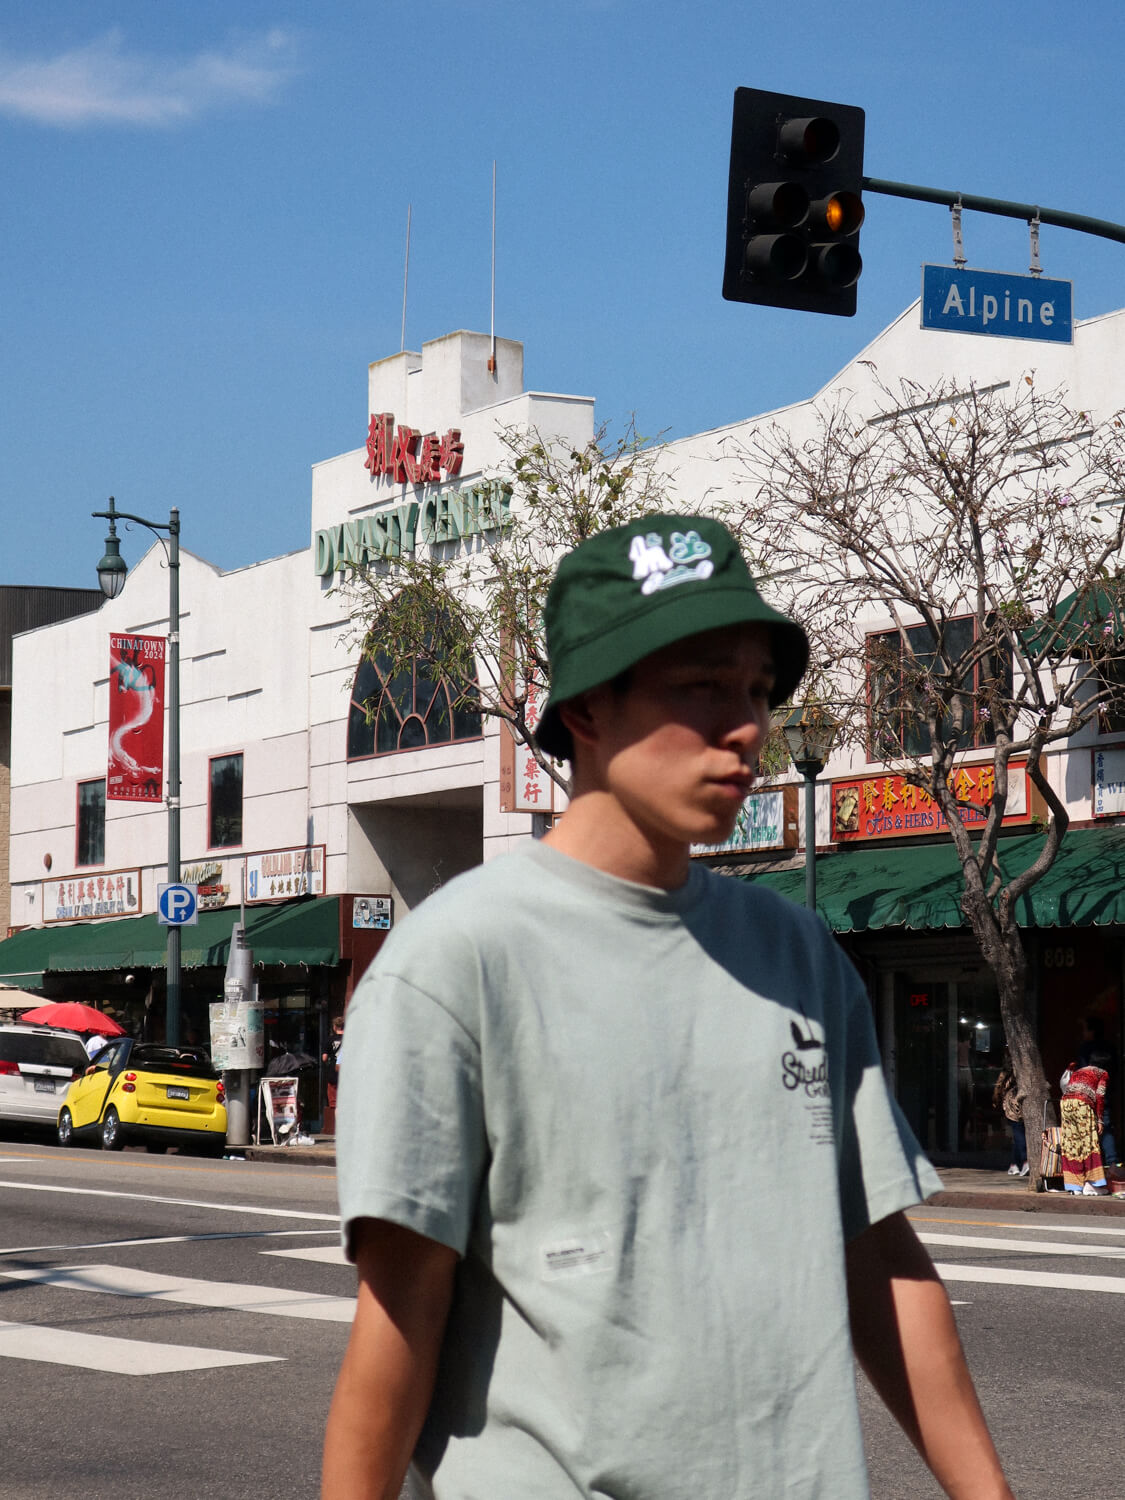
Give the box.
[314,480,512,576]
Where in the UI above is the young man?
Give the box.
[324,514,1015,1500]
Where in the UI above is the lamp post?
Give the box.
[94,497,182,1046]
[782,701,838,913]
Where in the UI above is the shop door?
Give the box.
[894,978,949,1153]
[954,975,1007,1156]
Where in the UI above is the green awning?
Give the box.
[0,897,341,985]
[741,825,1125,933]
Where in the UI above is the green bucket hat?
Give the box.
[535,513,809,761]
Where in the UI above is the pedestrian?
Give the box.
[1059,1056,1110,1195]
[322,514,1015,1500]
[85,1033,110,1060]
[1088,1044,1118,1167]
[323,1014,345,1118]
[992,1053,1028,1176]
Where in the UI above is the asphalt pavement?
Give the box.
[247,1137,1125,1218]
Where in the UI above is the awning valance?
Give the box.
[738,825,1125,933]
[0,897,341,986]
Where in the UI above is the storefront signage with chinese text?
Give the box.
[45,869,142,923]
[498,681,559,815]
[831,761,1037,843]
[1093,747,1125,818]
[182,859,232,912]
[245,844,326,902]
[364,412,464,485]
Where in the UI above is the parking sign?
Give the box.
[157,882,199,926]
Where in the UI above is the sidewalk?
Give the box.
[236,1134,338,1167]
[929,1166,1125,1216]
[232,1142,1125,1215]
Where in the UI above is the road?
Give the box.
[2,1140,1122,1499]
[864,1202,1125,1499]
[0,1136,347,1500]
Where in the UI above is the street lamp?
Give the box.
[782,700,838,913]
[93,497,183,1046]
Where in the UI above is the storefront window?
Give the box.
[347,646,481,759]
[76,778,105,866]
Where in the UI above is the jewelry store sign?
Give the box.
[245,845,326,903]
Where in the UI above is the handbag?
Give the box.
[1040,1100,1062,1180]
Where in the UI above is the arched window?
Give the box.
[347,645,482,759]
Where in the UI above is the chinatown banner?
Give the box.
[107,634,166,803]
[831,759,1043,843]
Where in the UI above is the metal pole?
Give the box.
[804,772,817,913]
[166,508,181,1047]
[863,177,1125,247]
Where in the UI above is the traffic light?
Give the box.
[723,87,865,317]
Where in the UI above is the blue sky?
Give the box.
[5,3,1125,587]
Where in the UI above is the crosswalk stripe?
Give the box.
[0,1264,356,1322]
[263,1246,349,1265]
[918,1231,1125,1261]
[934,1262,1125,1295]
[0,1318,281,1374]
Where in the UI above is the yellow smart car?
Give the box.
[58,1037,227,1155]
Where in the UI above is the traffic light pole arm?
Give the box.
[863,177,1125,247]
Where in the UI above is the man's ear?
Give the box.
[558,690,602,750]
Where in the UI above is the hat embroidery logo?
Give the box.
[628,530,714,596]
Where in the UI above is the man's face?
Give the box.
[578,623,776,850]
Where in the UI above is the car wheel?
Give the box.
[57,1108,74,1148]
[100,1106,124,1151]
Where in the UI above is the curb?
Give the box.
[928,1188,1125,1216]
[236,1144,337,1166]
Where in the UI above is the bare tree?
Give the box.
[738,375,1125,1187]
[338,420,688,793]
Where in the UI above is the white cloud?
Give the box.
[0,28,298,127]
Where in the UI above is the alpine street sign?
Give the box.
[921,265,1073,343]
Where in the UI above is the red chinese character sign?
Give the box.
[831,760,1043,842]
[498,676,561,815]
[364,411,464,485]
[107,634,166,803]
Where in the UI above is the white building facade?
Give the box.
[5,310,1125,1155]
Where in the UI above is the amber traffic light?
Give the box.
[723,88,866,316]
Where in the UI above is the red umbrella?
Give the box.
[21,1001,126,1037]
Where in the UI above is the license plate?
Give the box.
[34,1079,56,1094]
[166,1085,191,1101]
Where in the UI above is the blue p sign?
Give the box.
[157,883,199,926]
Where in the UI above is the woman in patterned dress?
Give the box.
[1059,1060,1109,1195]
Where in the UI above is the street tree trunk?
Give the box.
[960,884,1052,1191]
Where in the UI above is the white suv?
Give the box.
[0,1023,90,1130]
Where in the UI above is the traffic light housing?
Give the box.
[723,87,865,317]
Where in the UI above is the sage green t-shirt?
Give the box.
[336,842,939,1499]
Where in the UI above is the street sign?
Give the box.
[921,265,1072,343]
[157,882,199,926]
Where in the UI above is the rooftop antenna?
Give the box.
[400,203,412,354]
[488,162,497,373]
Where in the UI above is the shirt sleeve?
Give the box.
[831,958,942,1242]
[335,966,487,1261]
